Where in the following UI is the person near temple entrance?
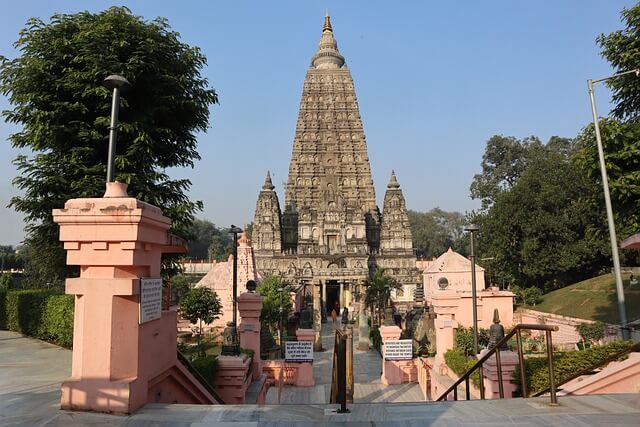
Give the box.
[331,306,337,328]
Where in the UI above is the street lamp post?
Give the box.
[102,75,131,183]
[587,68,639,339]
[229,225,243,355]
[465,224,480,355]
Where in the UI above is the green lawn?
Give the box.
[532,272,640,324]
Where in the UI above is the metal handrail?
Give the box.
[436,324,559,405]
[532,340,640,397]
[176,350,225,404]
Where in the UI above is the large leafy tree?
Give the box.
[408,208,467,258]
[469,135,542,209]
[575,4,640,240]
[0,7,218,288]
[187,219,233,261]
[471,138,609,290]
[597,3,640,122]
[576,120,640,240]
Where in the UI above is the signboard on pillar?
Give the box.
[383,339,413,361]
[285,341,314,363]
[140,277,163,323]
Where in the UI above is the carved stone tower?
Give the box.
[253,16,419,324]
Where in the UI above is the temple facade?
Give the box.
[252,16,420,316]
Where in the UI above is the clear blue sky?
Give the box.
[0,1,637,246]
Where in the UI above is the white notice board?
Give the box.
[285,341,314,363]
[383,339,413,361]
[140,277,163,324]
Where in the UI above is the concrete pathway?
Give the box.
[3,330,640,425]
[266,320,423,404]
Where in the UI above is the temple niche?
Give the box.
[252,15,420,319]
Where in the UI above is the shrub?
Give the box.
[576,321,606,343]
[0,273,13,290]
[5,289,55,336]
[444,347,481,389]
[523,287,543,306]
[40,294,74,348]
[513,340,632,396]
[0,289,6,329]
[454,326,490,356]
[191,355,218,386]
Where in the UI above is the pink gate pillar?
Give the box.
[294,328,315,386]
[54,182,216,414]
[380,325,416,385]
[481,350,519,399]
[238,291,263,380]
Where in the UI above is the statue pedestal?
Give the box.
[481,350,519,399]
[214,355,251,404]
[238,292,263,380]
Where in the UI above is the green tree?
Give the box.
[471,137,609,290]
[470,135,542,209]
[258,275,292,334]
[187,219,233,261]
[408,208,467,258]
[597,4,640,122]
[0,7,218,288]
[575,120,640,241]
[364,269,401,326]
[179,287,222,355]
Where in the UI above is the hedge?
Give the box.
[191,355,218,387]
[0,289,6,330]
[514,340,632,396]
[444,347,482,389]
[40,294,75,348]
[0,289,74,349]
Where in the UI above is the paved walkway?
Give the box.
[2,330,640,425]
[266,320,424,404]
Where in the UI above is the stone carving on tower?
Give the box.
[252,15,419,313]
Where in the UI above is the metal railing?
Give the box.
[176,350,225,404]
[532,340,640,397]
[436,324,559,405]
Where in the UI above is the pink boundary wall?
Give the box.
[515,309,618,349]
[561,353,640,395]
[54,183,217,414]
[261,329,315,387]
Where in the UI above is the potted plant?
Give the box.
[576,322,605,350]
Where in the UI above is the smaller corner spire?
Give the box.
[263,171,275,190]
[387,170,400,189]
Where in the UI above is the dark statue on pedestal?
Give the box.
[260,321,279,359]
[300,304,313,329]
[488,308,508,351]
[383,306,395,326]
[221,321,239,356]
[287,312,300,338]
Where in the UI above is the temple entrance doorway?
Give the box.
[325,280,340,315]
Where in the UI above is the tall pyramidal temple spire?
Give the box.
[252,15,419,326]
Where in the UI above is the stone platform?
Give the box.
[3,330,640,425]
